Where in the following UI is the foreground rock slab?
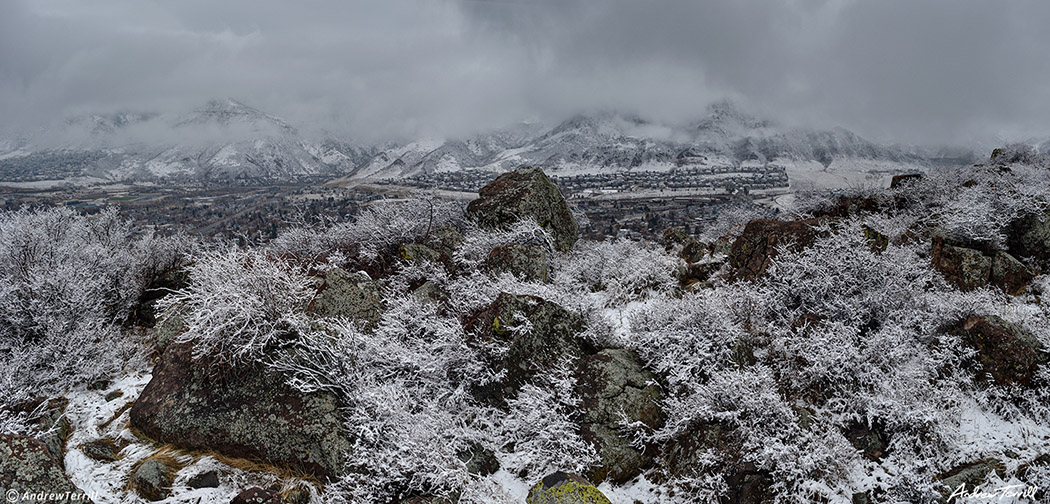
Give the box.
[130,342,352,480]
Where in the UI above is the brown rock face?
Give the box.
[129,342,352,480]
[930,237,992,291]
[729,218,821,280]
[953,316,1047,387]
[467,167,579,253]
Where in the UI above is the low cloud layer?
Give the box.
[2,0,1050,145]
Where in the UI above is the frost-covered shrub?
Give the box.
[0,207,188,433]
[271,196,463,261]
[158,247,314,366]
[552,238,678,307]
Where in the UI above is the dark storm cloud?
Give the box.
[2,0,1050,144]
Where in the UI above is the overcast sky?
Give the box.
[2,0,1050,145]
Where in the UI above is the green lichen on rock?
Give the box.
[990,251,1034,295]
[469,293,589,404]
[1008,211,1050,265]
[0,434,90,503]
[309,268,384,329]
[467,167,579,253]
[485,243,549,282]
[574,349,664,483]
[526,472,611,504]
[399,243,442,264]
[129,342,352,479]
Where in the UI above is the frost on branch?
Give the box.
[157,247,314,367]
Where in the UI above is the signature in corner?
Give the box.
[947,483,1039,502]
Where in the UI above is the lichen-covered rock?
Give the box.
[231,486,287,504]
[399,243,442,264]
[952,315,1047,387]
[308,268,384,329]
[129,342,352,480]
[662,422,774,503]
[679,238,709,264]
[526,472,611,504]
[574,349,664,483]
[1008,211,1050,264]
[467,167,579,252]
[16,397,72,468]
[411,281,449,306]
[990,251,1034,295]
[0,434,90,503]
[729,218,821,280]
[131,456,179,501]
[78,438,121,462]
[935,459,1004,503]
[468,293,590,404]
[484,243,549,282]
[930,237,992,291]
[153,307,187,353]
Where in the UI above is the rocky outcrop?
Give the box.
[1008,212,1050,264]
[129,342,352,480]
[485,243,549,282]
[467,167,579,252]
[662,421,773,504]
[574,349,664,483]
[526,472,611,504]
[729,218,821,280]
[468,293,591,404]
[930,237,1033,294]
[308,268,384,329]
[0,434,90,503]
[952,316,1047,387]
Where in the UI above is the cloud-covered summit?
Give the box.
[3,0,1050,146]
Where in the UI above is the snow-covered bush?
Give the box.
[0,206,189,433]
[158,247,314,366]
[271,195,463,261]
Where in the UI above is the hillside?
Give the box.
[2,145,1049,503]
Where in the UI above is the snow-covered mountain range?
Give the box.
[0,99,977,187]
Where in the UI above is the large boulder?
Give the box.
[526,472,611,504]
[0,434,90,503]
[574,349,664,483]
[467,167,579,252]
[990,251,1034,295]
[952,316,1047,387]
[484,243,549,282]
[729,218,821,280]
[308,268,384,329]
[468,293,591,404]
[129,342,352,480]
